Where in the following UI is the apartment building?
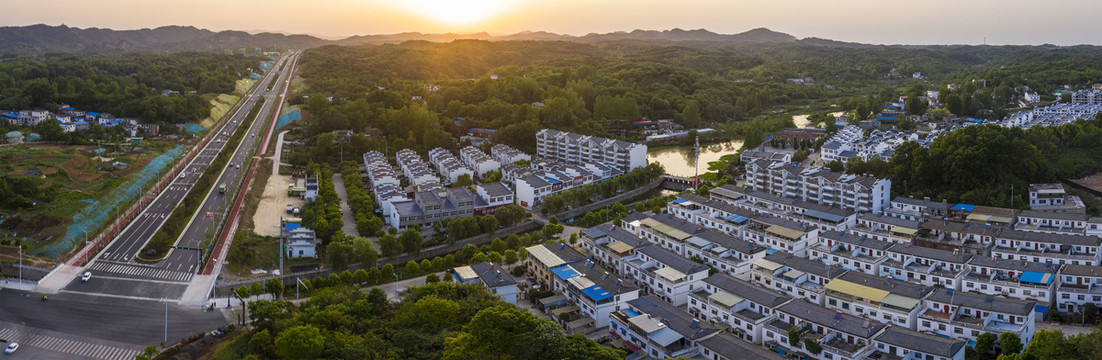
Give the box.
[823,271,933,329]
[917,289,1036,345]
[396,149,441,189]
[688,273,793,344]
[881,244,972,290]
[743,159,891,213]
[887,196,951,221]
[610,295,719,360]
[850,213,923,245]
[869,327,967,360]
[636,214,707,257]
[915,220,1001,256]
[386,188,482,229]
[1014,210,1090,235]
[525,243,589,288]
[809,231,891,276]
[962,256,1057,311]
[749,252,845,305]
[428,147,475,184]
[362,151,400,188]
[1027,183,1086,213]
[473,182,513,212]
[623,245,710,306]
[992,228,1102,266]
[549,260,640,330]
[685,230,769,279]
[458,146,501,178]
[764,300,885,360]
[451,262,518,304]
[667,193,761,236]
[580,223,651,276]
[1056,264,1102,312]
[740,216,818,257]
[513,160,616,209]
[490,143,531,165]
[739,149,792,164]
[536,129,648,171]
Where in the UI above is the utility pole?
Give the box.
[693,135,700,189]
[18,245,22,283]
[159,297,169,344]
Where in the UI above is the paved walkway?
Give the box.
[331,174,359,237]
[272,130,288,173]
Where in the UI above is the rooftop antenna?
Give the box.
[693,134,700,189]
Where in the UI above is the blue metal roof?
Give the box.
[1018,271,1054,285]
[951,204,975,211]
[283,222,301,232]
[545,177,562,184]
[671,199,688,204]
[551,265,579,280]
[725,215,749,224]
[765,248,779,255]
[622,308,641,317]
[86,112,100,116]
[581,285,613,302]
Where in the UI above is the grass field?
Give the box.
[0,143,172,249]
[707,154,737,171]
[235,79,256,96]
[200,93,241,129]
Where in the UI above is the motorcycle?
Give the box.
[41,295,47,302]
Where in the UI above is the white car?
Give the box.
[81,272,91,282]
[5,342,18,354]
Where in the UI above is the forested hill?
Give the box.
[0,25,802,55]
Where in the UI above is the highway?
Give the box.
[59,53,298,300]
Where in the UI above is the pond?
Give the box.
[647,139,744,178]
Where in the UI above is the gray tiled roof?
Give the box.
[874,327,965,358]
[703,273,792,308]
[887,244,973,264]
[470,261,517,288]
[777,300,885,338]
[925,288,1034,315]
[627,295,718,340]
[636,245,710,275]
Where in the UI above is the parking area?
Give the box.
[252,174,304,237]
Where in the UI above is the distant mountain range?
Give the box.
[0,24,811,55]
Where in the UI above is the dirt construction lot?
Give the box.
[252,174,303,236]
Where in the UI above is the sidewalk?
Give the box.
[1,279,39,291]
[331,173,359,237]
[34,264,83,294]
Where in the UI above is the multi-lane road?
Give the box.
[57,53,298,300]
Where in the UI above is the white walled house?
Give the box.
[610,295,719,359]
[687,273,793,344]
[623,245,710,306]
[740,216,818,258]
[917,288,1036,345]
[549,260,640,330]
[962,256,1057,313]
[850,213,924,245]
[749,252,845,306]
[763,299,886,360]
[451,262,518,304]
[992,228,1102,266]
[579,222,651,277]
[809,231,891,276]
[1056,264,1102,313]
[880,244,972,291]
[870,327,967,360]
[823,271,932,330]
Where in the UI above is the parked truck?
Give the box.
[219,183,226,194]
[292,207,301,216]
[286,204,294,214]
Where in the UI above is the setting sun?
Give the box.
[390,0,524,27]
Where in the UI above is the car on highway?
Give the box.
[81,272,92,282]
[4,342,18,354]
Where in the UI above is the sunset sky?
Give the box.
[4,0,1101,45]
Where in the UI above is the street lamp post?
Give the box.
[159,297,169,344]
[296,278,309,299]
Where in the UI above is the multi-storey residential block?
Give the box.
[362,151,400,188]
[536,129,647,171]
[764,300,886,360]
[810,231,891,275]
[917,288,1036,345]
[962,256,1057,312]
[667,193,760,236]
[685,230,769,279]
[549,260,639,330]
[526,243,589,288]
[473,182,513,212]
[750,252,845,305]
[881,244,972,290]
[887,196,951,221]
[743,159,891,213]
[451,261,518,304]
[458,146,501,178]
[428,147,475,184]
[1027,183,1086,213]
[610,295,719,359]
[580,223,651,276]
[1014,210,1089,234]
[740,216,818,257]
[623,245,710,306]
[992,228,1101,266]
[869,327,967,360]
[636,214,706,256]
[823,271,933,329]
[513,160,619,209]
[1056,264,1102,312]
[386,188,482,229]
[515,174,551,208]
[850,213,923,245]
[490,143,531,165]
[688,273,792,344]
[915,220,1001,256]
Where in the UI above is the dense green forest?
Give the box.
[217,283,622,360]
[0,52,257,126]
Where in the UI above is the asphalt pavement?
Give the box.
[0,289,225,359]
